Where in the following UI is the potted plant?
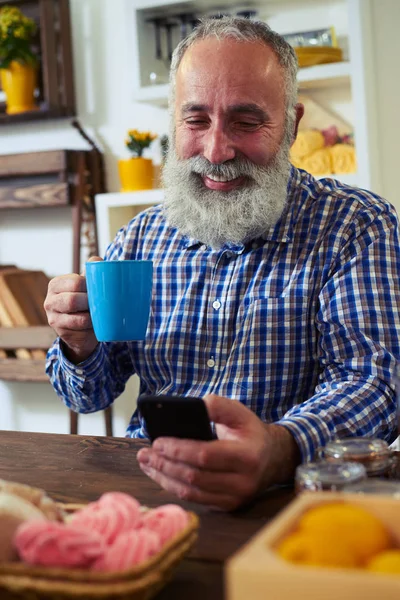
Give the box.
[118,129,157,192]
[0,5,39,115]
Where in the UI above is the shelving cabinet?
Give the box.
[96,189,164,255]
[124,0,400,207]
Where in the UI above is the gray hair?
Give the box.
[169,16,298,116]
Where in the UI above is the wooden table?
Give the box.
[0,431,295,599]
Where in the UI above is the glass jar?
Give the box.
[342,479,400,497]
[295,460,367,493]
[320,438,394,477]
[395,361,400,439]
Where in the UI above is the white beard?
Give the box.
[162,137,292,249]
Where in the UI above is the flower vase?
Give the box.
[118,158,154,192]
[0,61,38,115]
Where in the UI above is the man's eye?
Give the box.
[235,122,259,129]
[186,119,207,126]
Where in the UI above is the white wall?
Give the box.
[0,0,169,436]
[370,0,400,210]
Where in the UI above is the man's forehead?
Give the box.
[176,38,283,95]
[175,38,285,112]
[178,37,279,74]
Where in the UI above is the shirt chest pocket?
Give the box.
[230,294,315,368]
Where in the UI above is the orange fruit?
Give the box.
[297,502,391,563]
[277,530,359,568]
[367,550,400,574]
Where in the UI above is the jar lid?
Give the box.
[322,437,391,475]
[324,437,391,461]
[295,461,367,490]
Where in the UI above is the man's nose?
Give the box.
[202,125,235,164]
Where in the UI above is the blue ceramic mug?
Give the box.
[85,260,153,342]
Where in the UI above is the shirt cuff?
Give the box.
[58,340,106,384]
[276,412,333,463]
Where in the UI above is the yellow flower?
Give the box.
[0,5,36,36]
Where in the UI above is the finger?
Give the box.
[81,255,103,276]
[139,463,239,511]
[48,274,87,294]
[47,311,93,332]
[48,292,90,314]
[203,394,252,429]
[88,255,103,262]
[138,448,253,496]
[149,438,255,473]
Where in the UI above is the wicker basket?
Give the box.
[0,503,199,600]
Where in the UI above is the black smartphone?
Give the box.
[137,394,214,442]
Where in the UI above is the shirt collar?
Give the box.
[182,236,246,254]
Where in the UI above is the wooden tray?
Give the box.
[0,503,199,600]
[226,491,400,600]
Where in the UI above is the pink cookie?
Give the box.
[70,492,141,544]
[14,520,105,568]
[98,492,141,515]
[92,529,161,572]
[141,505,189,545]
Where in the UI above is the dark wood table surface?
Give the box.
[0,430,295,599]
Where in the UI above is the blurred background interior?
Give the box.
[0,0,398,437]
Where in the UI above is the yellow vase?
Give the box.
[0,61,38,115]
[118,158,154,192]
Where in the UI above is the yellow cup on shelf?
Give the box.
[118,157,154,192]
[0,61,38,115]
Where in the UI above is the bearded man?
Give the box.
[45,17,400,510]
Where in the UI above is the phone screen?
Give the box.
[138,395,214,442]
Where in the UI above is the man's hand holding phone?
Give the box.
[137,394,299,511]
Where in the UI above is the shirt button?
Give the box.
[201,244,207,251]
[76,369,83,375]
[207,359,215,368]
[212,300,221,310]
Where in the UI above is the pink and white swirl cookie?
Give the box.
[70,492,141,545]
[0,492,46,563]
[14,521,105,568]
[92,529,161,572]
[141,504,189,545]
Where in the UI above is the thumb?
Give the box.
[81,255,103,276]
[203,394,252,430]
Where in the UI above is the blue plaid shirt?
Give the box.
[46,167,400,462]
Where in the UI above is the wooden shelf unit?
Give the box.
[0,0,76,124]
[0,148,105,382]
[0,326,55,382]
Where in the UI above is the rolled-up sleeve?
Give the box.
[277,203,400,461]
[46,337,136,414]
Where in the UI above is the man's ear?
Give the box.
[291,102,305,145]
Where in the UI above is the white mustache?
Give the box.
[188,155,260,182]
